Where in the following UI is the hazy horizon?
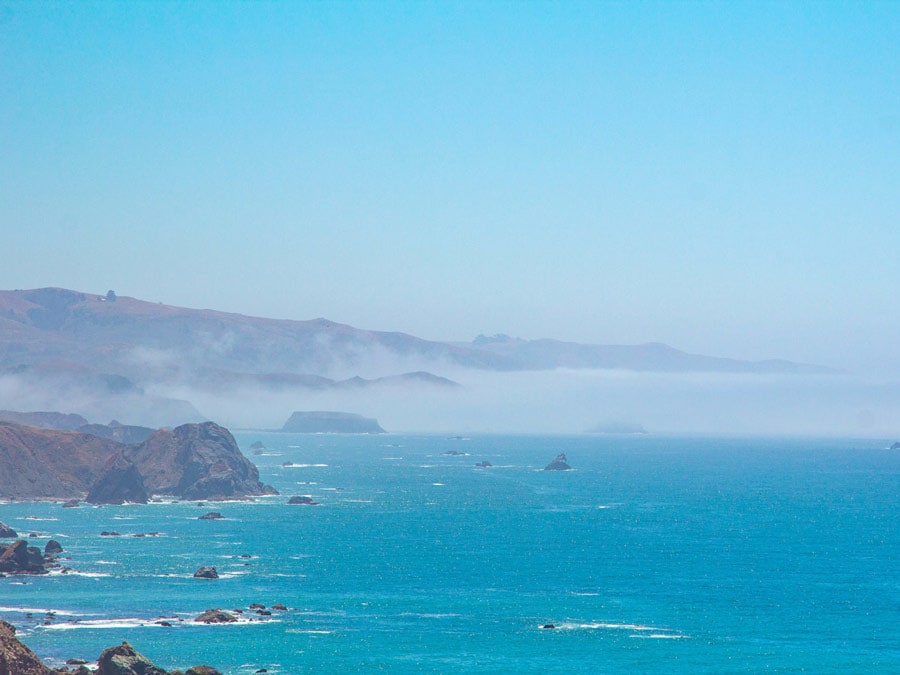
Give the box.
[2,1,899,424]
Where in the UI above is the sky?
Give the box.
[1,1,898,376]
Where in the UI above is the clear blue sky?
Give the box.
[1,1,898,374]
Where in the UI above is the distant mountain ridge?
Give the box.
[0,287,830,379]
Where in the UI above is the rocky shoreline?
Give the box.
[1,620,223,674]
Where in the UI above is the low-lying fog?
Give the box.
[2,367,898,437]
[165,369,900,437]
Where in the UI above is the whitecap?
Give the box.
[282,463,328,468]
[0,606,81,616]
[631,633,689,639]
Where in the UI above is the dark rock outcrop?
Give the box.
[127,422,277,500]
[0,521,16,538]
[87,455,149,504]
[892,441,900,450]
[62,499,80,508]
[96,641,167,675]
[287,495,318,505]
[193,566,219,579]
[543,453,572,471]
[198,511,223,520]
[194,609,237,624]
[281,411,385,434]
[0,540,48,574]
[475,461,492,468]
[44,540,63,555]
[185,668,224,675]
[0,620,55,674]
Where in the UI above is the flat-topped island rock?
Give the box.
[281,411,385,434]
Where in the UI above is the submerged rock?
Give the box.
[543,453,572,471]
[475,461,492,468]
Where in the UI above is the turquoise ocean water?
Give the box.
[1,433,898,673]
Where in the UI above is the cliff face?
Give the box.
[0,422,121,499]
[0,420,274,502]
[126,422,277,500]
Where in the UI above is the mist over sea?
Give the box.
[3,432,898,673]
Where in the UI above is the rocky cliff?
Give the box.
[0,420,274,502]
[122,422,277,500]
[0,422,122,499]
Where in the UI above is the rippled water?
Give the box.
[1,433,898,672]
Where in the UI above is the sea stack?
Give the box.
[543,453,572,471]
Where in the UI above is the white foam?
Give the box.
[631,633,689,639]
[286,629,332,634]
[282,463,328,468]
[0,606,81,616]
[432,483,445,486]
[43,618,159,630]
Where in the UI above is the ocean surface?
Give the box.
[2,433,898,673]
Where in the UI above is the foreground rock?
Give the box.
[97,641,167,675]
[281,411,385,434]
[0,620,55,674]
[543,453,572,471]
[194,609,237,624]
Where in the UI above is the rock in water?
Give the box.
[0,540,48,574]
[0,521,17,538]
[96,641,168,675]
[186,668,224,675]
[62,499,80,508]
[129,422,278,500]
[44,539,63,555]
[193,566,219,579]
[198,511,224,520]
[194,609,237,624]
[543,453,572,471]
[287,495,318,505]
[0,620,56,674]
[86,455,149,504]
[281,411,385,434]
